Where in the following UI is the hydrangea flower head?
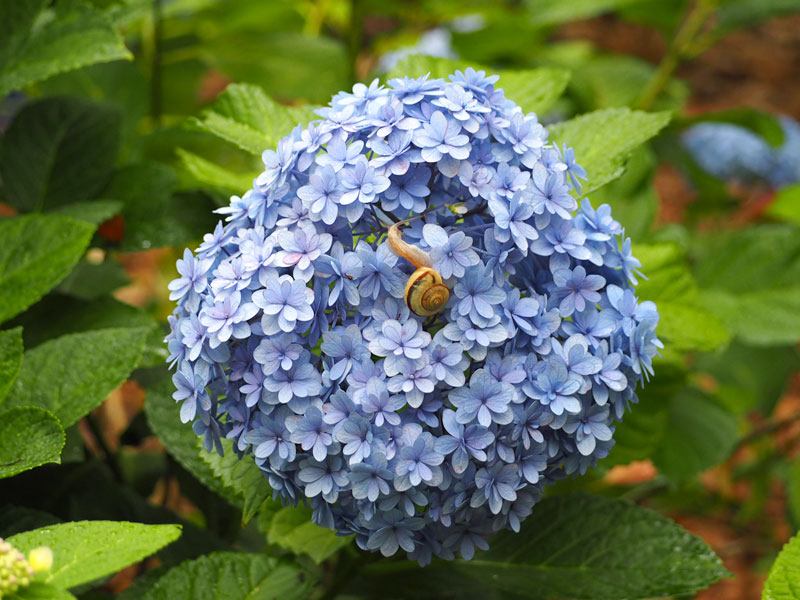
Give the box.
[166,68,661,564]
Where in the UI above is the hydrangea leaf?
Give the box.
[191,83,319,155]
[200,438,274,524]
[525,0,650,25]
[7,582,77,600]
[0,0,47,67]
[548,107,671,195]
[386,55,571,116]
[9,295,154,350]
[144,380,241,506]
[55,258,130,301]
[0,0,132,96]
[102,162,218,251]
[605,362,686,466]
[692,225,800,345]
[0,97,121,212]
[635,243,730,352]
[49,200,123,226]
[357,494,729,600]
[762,532,800,600]
[653,387,739,480]
[0,215,95,325]
[0,327,23,406]
[8,521,181,590]
[259,505,350,564]
[766,183,800,225]
[5,327,149,427]
[177,148,261,194]
[118,552,314,600]
[0,407,64,479]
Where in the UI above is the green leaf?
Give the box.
[0,0,132,96]
[386,55,571,116]
[5,327,148,427]
[635,243,730,352]
[762,532,800,600]
[144,380,240,506]
[54,258,130,300]
[357,494,729,600]
[0,97,121,212]
[177,148,259,194]
[717,0,800,36]
[549,107,671,195]
[0,407,64,479]
[692,226,800,345]
[7,582,77,600]
[0,215,95,324]
[767,183,800,225]
[260,505,350,564]
[49,200,123,225]
[525,0,651,25]
[103,163,217,251]
[126,552,313,600]
[0,327,23,405]
[200,438,272,523]
[606,363,686,466]
[8,521,181,590]
[191,83,318,155]
[702,287,800,346]
[653,388,739,480]
[789,458,800,527]
[9,295,155,350]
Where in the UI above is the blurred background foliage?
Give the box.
[2,0,800,598]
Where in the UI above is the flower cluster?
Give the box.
[166,68,661,563]
[0,539,51,596]
[683,115,800,188]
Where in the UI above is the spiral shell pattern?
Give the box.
[405,268,450,316]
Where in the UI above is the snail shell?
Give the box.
[404,267,450,317]
[387,222,450,317]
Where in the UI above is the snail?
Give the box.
[387,222,450,317]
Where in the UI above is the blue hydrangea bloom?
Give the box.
[166,67,661,564]
[682,116,800,188]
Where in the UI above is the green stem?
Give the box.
[634,0,717,111]
[347,0,364,84]
[149,0,164,125]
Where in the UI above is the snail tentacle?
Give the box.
[388,223,433,269]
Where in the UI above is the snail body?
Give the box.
[388,223,450,317]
